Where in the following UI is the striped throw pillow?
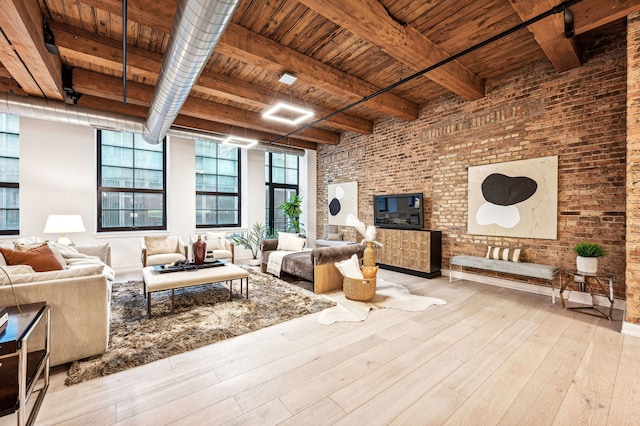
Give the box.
[486,246,521,262]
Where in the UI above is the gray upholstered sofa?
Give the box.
[260,239,364,293]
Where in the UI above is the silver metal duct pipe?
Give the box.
[142,0,241,144]
[0,92,305,156]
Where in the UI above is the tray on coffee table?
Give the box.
[153,260,227,273]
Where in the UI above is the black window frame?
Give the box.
[195,139,241,229]
[265,152,299,232]
[96,129,167,232]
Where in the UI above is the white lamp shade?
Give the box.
[43,215,86,234]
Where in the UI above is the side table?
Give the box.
[0,302,50,426]
[559,270,614,320]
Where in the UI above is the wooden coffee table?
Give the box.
[141,262,250,317]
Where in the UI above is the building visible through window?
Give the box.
[97,129,166,231]
[0,113,19,235]
[195,140,240,228]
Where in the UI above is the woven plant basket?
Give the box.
[343,276,377,301]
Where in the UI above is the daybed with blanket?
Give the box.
[260,239,364,293]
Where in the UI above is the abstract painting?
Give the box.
[468,156,557,239]
[328,182,358,226]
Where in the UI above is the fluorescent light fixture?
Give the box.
[262,103,314,125]
[222,136,258,149]
[278,72,297,85]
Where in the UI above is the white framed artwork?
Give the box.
[328,182,358,226]
[468,156,558,239]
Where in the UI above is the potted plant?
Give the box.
[572,242,607,274]
[279,194,305,235]
[228,222,266,266]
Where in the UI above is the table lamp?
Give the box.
[43,214,86,245]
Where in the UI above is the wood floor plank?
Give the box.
[606,335,640,425]
[166,397,244,426]
[279,334,421,414]
[333,353,463,425]
[390,383,467,426]
[552,383,610,426]
[278,397,347,426]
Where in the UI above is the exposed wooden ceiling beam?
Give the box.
[298,0,484,101]
[71,0,418,121]
[218,24,418,121]
[77,95,316,150]
[72,69,339,145]
[0,0,64,100]
[509,0,582,72]
[572,0,640,34]
[50,22,372,134]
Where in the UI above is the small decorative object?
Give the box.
[192,235,207,265]
[572,242,607,274]
[346,214,382,267]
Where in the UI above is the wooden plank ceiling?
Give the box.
[0,0,637,150]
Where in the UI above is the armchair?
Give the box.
[141,236,188,267]
[190,231,235,263]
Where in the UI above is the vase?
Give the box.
[576,256,597,274]
[363,241,376,267]
[193,235,207,265]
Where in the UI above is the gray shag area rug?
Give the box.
[65,268,334,385]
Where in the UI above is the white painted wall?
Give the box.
[14,116,314,273]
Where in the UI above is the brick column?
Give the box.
[627,12,640,326]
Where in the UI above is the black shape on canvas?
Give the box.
[329,198,341,216]
[481,173,537,206]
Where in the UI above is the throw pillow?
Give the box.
[205,232,227,250]
[335,254,364,279]
[75,243,110,264]
[0,244,65,272]
[277,232,299,250]
[16,242,68,268]
[327,233,343,241]
[144,236,172,256]
[486,246,521,262]
[279,235,307,251]
[361,266,379,278]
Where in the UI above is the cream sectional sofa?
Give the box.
[0,241,113,366]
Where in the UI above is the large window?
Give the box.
[195,140,240,227]
[265,152,299,232]
[97,129,166,231]
[0,113,19,235]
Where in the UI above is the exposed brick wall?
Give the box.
[317,28,627,299]
[627,13,640,325]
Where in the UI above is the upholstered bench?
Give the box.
[450,255,560,302]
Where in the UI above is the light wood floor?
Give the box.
[3,269,639,426]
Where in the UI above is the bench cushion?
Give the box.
[451,255,558,280]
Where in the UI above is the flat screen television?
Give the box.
[373,193,424,230]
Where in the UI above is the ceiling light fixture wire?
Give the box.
[267,0,583,145]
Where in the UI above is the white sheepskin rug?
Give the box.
[318,278,446,324]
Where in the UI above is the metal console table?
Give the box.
[0,302,50,426]
[559,269,614,320]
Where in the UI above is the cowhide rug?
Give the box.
[65,268,334,385]
[318,278,446,324]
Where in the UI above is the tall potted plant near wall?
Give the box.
[228,222,266,266]
[573,242,607,274]
[280,194,305,235]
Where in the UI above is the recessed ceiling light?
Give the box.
[278,73,297,85]
[222,136,258,149]
[263,102,314,125]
